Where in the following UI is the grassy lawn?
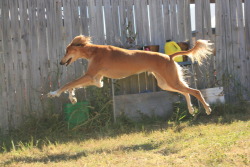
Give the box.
[0,109,250,167]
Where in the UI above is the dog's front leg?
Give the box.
[48,75,94,98]
[68,88,77,104]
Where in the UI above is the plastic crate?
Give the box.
[64,101,89,128]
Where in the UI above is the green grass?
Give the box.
[0,107,250,167]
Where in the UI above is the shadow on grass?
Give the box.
[2,151,87,165]
[94,142,163,154]
[2,142,164,165]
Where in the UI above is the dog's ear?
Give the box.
[70,35,91,46]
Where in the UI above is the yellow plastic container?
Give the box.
[164,41,183,62]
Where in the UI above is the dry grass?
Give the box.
[1,112,249,167]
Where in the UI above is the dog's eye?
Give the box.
[75,44,83,47]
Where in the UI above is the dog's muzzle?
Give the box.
[60,58,72,66]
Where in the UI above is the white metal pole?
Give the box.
[111,79,116,122]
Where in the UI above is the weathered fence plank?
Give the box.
[169,0,178,41]
[162,0,171,42]
[184,0,192,43]
[103,0,114,45]
[215,0,223,85]
[230,0,242,97]
[10,0,23,127]
[244,0,250,94]
[0,0,9,132]
[2,0,15,129]
[110,0,120,46]
[177,0,185,42]
[237,0,247,96]
[37,0,49,92]
[19,0,32,116]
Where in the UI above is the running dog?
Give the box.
[48,35,213,115]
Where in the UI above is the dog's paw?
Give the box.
[47,91,59,98]
[206,107,212,115]
[70,97,77,104]
[189,107,195,116]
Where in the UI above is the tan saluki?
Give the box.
[48,35,213,115]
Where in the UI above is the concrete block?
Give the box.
[114,91,179,120]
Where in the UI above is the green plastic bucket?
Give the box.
[64,101,89,128]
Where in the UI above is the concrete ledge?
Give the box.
[114,91,179,120]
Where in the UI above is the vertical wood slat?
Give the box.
[230,0,241,97]
[170,0,178,41]
[103,0,114,45]
[204,0,215,88]
[244,0,250,93]
[37,0,50,114]
[204,0,212,40]
[177,0,185,41]
[28,0,43,115]
[95,0,105,45]
[19,0,32,117]
[118,0,127,46]
[236,0,246,94]
[184,0,192,43]
[0,0,8,132]
[45,0,62,112]
[215,0,223,85]
[2,0,14,129]
[195,0,204,39]
[163,0,171,42]
[141,0,150,45]
[47,0,59,90]
[9,0,22,127]
[148,0,162,46]
[110,0,121,46]
[223,0,234,100]
[79,0,88,36]
[87,0,97,43]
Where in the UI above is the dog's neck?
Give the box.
[79,44,96,60]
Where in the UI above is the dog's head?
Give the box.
[60,35,91,66]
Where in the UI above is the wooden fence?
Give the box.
[0,0,249,132]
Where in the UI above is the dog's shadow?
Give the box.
[2,142,164,165]
[2,151,87,165]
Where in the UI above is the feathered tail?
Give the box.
[169,40,213,65]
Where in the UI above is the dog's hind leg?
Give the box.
[182,93,195,115]
[179,86,211,115]
[153,72,196,115]
[167,80,211,115]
